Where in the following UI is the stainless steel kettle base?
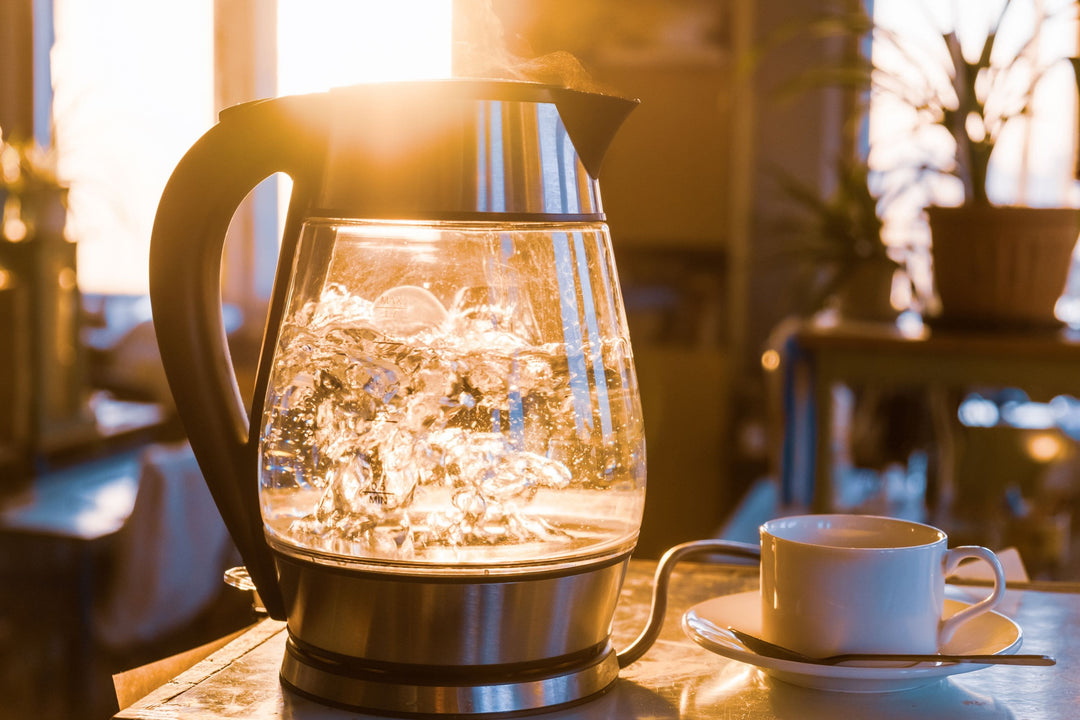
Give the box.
[280,636,621,717]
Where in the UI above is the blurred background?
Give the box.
[3,0,1080,718]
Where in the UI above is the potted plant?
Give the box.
[773,157,906,321]
[908,0,1080,328]
[760,0,1080,328]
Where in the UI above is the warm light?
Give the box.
[276,1,453,232]
[761,349,781,372]
[58,267,77,291]
[965,111,987,143]
[0,144,20,183]
[277,0,453,95]
[2,217,27,243]
[2,196,27,242]
[1026,433,1065,463]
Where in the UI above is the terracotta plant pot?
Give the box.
[928,205,1080,329]
[832,259,900,322]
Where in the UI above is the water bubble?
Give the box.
[373,285,448,336]
[261,281,641,560]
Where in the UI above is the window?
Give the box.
[51,0,213,296]
[48,0,452,299]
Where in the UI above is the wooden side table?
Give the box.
[773,316,1080,511]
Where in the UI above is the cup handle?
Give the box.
[938,546,1006,646]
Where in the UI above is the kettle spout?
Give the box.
[553,88,639,179]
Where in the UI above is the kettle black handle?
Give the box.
[150,94,329,619]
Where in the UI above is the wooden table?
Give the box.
[772,316,1080,511]
[115,559,1080,719]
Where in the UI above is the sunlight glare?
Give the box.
[276,1,454,231]
[51,0,213,294]
[277,0,453,95]
[1026,433,1065,462]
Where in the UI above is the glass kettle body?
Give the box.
[261,218,645,570]
[150,80,644,715]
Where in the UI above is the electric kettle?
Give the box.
[150,79,652,715]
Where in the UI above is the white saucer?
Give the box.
[682,590,1022,693]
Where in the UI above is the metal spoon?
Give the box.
[727,627,1056,667]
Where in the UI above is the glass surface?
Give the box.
[259,220,646,568]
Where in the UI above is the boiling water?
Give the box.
[260,282,645,565]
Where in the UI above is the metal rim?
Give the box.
[280,637,621,717]
[268,540,635,582]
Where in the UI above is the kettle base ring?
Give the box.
[280,636,620,717]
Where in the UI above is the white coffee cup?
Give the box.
[759,514,1006,657]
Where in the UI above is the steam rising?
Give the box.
[452,0,618,95]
